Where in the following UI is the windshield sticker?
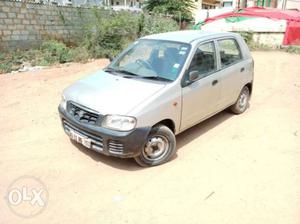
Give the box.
[179,51,186,55]
[181,47,188,50]
[171,67,178,74]
[173,63,180,69]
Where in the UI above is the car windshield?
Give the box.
[107,39,191,81]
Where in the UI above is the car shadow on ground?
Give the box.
[176,111,233,150]
[72,111,234,171]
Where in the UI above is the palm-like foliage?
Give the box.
[144,0,196,22]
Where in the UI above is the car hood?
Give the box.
[63,70,166,115]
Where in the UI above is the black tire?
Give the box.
[134,125,176,167]
[229,86,250,114]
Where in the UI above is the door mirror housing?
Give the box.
[189,70,200,82]
[181,70,201,87]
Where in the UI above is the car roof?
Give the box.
[141,30,239,44]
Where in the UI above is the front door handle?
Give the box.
[212,80,218,86]
[240,67,245,72]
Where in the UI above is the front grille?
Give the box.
[63,120,104,152]
[108,140,124,155]
[68,102,99,125]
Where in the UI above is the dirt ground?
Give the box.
[0,51,300,224]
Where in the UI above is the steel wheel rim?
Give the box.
[238,91,248,110]
[142,135,170,161]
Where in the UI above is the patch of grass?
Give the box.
[69,47,90,63]
[0,51,28,74]
[0,62,13,74]
[284,46,300,54]
[0,42,74,74]
[249,43,278,51]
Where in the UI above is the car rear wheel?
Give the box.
[134,125,176,167]
[229,86,250,114]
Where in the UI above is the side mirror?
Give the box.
[189,70,200,82]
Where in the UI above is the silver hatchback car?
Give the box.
[59,30,254,167]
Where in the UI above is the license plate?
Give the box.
[69,129,91,148]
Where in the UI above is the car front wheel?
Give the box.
[134,125,176,167]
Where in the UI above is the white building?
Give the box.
[41,0,143,8]
[102,0,143,10]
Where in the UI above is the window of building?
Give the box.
[223,1,233,7]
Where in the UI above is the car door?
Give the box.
[180,41,221,131]
[216,38,247,108]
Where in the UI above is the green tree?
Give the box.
[144,0,196,22]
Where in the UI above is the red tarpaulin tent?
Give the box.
[204,7,300,45]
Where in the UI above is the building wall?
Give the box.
[194,0,221,9]
[277,0,300,9]
[193,0,222,22]
[253,32,285,47]
[0,0,94,51]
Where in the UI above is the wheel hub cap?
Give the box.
[143,135,169,161]
[238,92,248,109]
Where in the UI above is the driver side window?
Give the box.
[188,42,217,80]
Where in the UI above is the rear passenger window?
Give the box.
[188,42,217,78]
[218,39,242,67]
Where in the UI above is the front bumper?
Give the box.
[58,106,151,158]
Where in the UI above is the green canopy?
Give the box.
[193,16,254,30]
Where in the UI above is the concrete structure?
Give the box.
[193,0,221,9]
[277,0,300,10]
[193,0,222,22]
[0,0,93,51]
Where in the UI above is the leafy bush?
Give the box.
[1,10,179,74]
[76,9,179,59]
[69,47,90,62]
[0,61,12,74]
[144,0,196,22]
[285,46,300,54]
[139,13,179,36]
[0,51,28,74]
[237,32,254,45]
[38,41,73,65]
[0,42,73,74]
[76,9,139,59]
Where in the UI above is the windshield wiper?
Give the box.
[117,69,140,77]
[140,76,172,82]
[105,68,170,81]
[104,67,139,77]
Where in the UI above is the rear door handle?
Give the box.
[240,67,245,72]
[212,80,218,86]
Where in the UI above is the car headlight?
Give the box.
[102,115,136,131]
[60,95,67,111]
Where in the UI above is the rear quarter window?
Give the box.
[218,39,242,67]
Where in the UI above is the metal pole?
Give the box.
[179,11,181,30]
[282,0,287,9]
